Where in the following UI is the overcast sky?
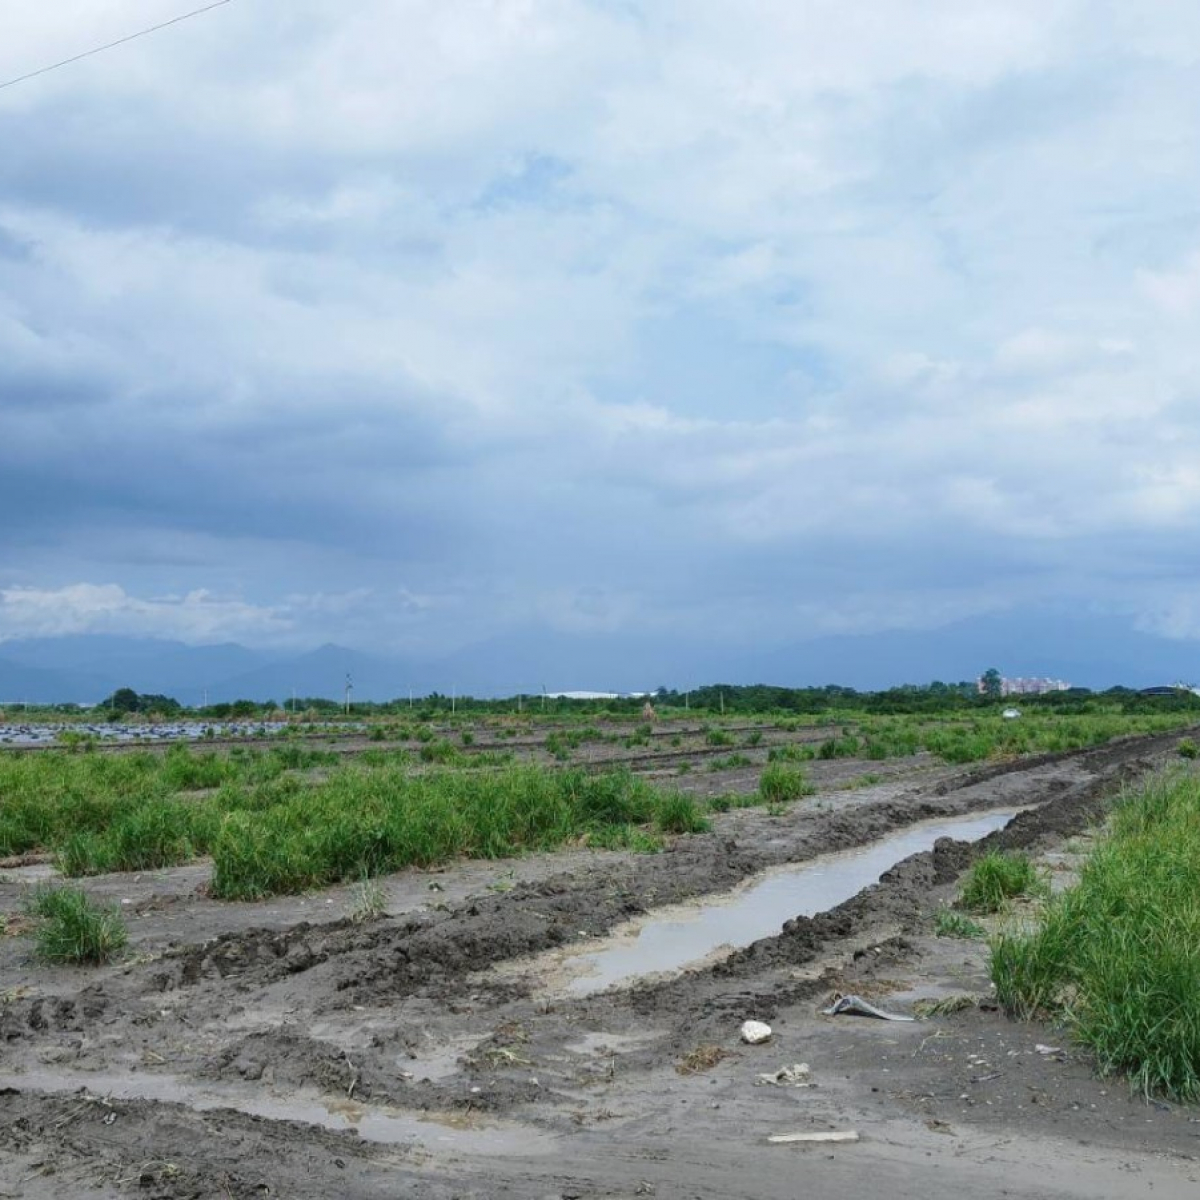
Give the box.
[2,1,1199,675]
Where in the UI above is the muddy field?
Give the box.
[3,727,1199,1198]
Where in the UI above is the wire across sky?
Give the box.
[0,0,235,92]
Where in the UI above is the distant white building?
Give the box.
[544,690,649,700]
[978,676,1071,697]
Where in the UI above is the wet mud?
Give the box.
[3,730,1199,1198]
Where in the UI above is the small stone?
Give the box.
[740,1020,773,1045]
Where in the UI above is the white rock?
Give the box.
[740,1020,773,1045]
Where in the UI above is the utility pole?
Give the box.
[451,685,456,715]
[344,674,353,715]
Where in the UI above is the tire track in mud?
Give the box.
[0,1086,509,1200]
[0,730,1191,1200]
[174,732,1168,1009]
[615,765,1135,1037]
[0,731,1179,1045]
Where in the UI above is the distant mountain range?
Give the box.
[0,611,1195,705]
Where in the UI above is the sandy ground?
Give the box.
[2,730,1199,1198]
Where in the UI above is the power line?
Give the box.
[0,0,235,93]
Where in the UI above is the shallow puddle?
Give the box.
[563,1031,660,1057]
[396,1033,489,1081]
[14,1069,558,1156]
[565,808,1020,994]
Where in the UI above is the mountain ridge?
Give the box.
[0,612,1194,705]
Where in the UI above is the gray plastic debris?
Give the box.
[822,994,914,1022]
[756,1063,811,1088]
[740,1020,773,1044]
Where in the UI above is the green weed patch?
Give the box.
[758,762,817,804]
[959,851,1044,913]
[24,885,127,964]
[990,772,1200,1101]
[209,765,695,900]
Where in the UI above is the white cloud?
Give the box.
[0,584,291,643]
[1138,251,1200,316]
[3,2,1200,659]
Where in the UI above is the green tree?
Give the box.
[980,668,1003,699]
[107,687,140,713]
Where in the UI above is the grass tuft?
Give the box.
[347,875,387,924]
[758,762,816,805]
[767,743,815,763]
[676,1044,729,1074]
[209,765,687,899]
[959,851,1044,913]
[990,772,1200,1101]
[24,885,127,964]
[655,792,711,835]
[933,907,986,939]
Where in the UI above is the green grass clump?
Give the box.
[654,792,710,834]
[758,762,816,804]
[959,851,1043,913]
[419,739,462,765]
[817,734,861,759]
[990,772,1200,1101]
[347,875,387,924]
[707,753,752,772]
[933,907,985,939]
[210,765,689,900]
[58,796,206,875]
[707,792,769,814]
[0,744,346,870]
[767,743,815,763]
[24,885,127,964]
[1178,737,1198,759]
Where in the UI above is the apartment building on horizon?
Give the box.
[977,675,1072,697]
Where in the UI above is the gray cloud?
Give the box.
[2,1,1200,677]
